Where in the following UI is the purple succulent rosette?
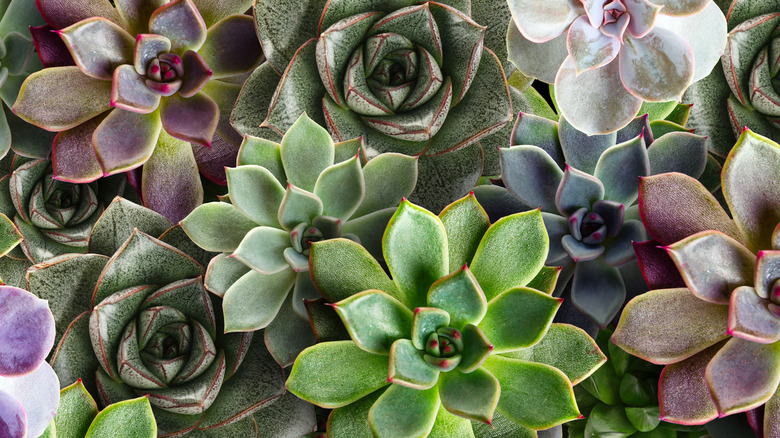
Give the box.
[506,0,727,135]
[612,129,780,435]
[11,0,262,222]
[0,285,59,438]
[287,195,607,437]
[234,0,523,212]
[31,197,316,437]
[499,109,713,327]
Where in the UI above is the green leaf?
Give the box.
[428,403,475,438]
[181,202,258,252]
[427,266,487,329]
[470,209,548,300]
[584,403,637,438]
[328,389,385,438]
[354,153,418,218]
[264,287,318,367]
[50,312,99,397]
[315,154,365,221]
[438,193,490,270]
[478,287,560,352]
[84,396,156,438]
[0,213,21,256]
[55,380,98,438]
[438,367,500,424]
[459,324,493,373]
[383,200,449,309]
[278,184,323,231]
[411,307,450,350]
[88,197,172,257]
[523,323,606,385]
[369,383,440,438]
[334,290,413,355]
[620,373,656,407]
[483,355,580,429]
[203,254,249,297]
[388,339,439,389]
[286,341,390,408]
[222,268,296,332]
[226,165,285,228]
[309,238,402,302]
[280,113,335,192]
[581,358,622,406]
[232,226,290,275]
[236,135,285,180]
[625,406,661,432]
[525,266,561,295]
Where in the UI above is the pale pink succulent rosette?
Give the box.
[507,0,727,135]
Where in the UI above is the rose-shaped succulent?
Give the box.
[498,109,714,327]
[32,198,315,437]
[287,194,607,437]
[12,0,263,222]
[234,1,519,211]
[683,1,780,158]
[182,113,418,367]
[612,129,780,436]
[506,0,727,135]
[0,286,59,438]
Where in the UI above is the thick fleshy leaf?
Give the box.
[353,153,417,218]
[500,145,563,213]
[148,0,207,52]
[58,18,134,80]
[602,219,646,267]
[765,384,780,437]
[507,23,568,83]
[0,362,58,437]
[93,108,161,175]
[277,184,323,231]
[35,0,121,30]
[618,29,694,102]
[159,92,219,147]
[612,288,729,364]
[226,165,284,227]
[567,16,620,73]
[13,66,113,131]
[428,266,487,329]
[658,341,722,425]
[221,268,295,332]
[111,64,162,113]
[507,0,581,43]
[633,240,686,289]
[334,290,413,355]
[197,15,261,79]
[594,134,650,205]
[722,129,780,253]
[0,286,55,376]
[88,197,171,257]
[729,286,780,344]
[84,397,156,437]
[280,113,335,192]
[203,254,248,297]
[666,231,755,304]
[0,390,26,438]
[522,323,606,385]
[50,117,104,183]
[368,383,440,438]
[526,266,562,295]
[479,287,560,352]
[647,131,708,177]
[438,368,500,424]
[383,201,448,310]
[555,166,604,216]
[327,389,384,438]
[555,57,642,135]
[638,173,743,246]
[438,193,490,269]
[264,290,317,367]
[232,226,290,275]
[55,380,99,437]
[287,341,389,408]
[0,214,21,258]
[387,339,439,390]
[314,155,364,221]
[706,337,780,415]
[181,203,258,253]
[509,113,564,167]
[571,258,625,327]
[411,308,450,351]
[483,355,580,429]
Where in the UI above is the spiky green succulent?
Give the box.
[612,129,780,436]
[182,113,418,367]
[506,0,727,135]
[12,0,262,223]
[287,194,606,437]
[30,198,315,437]
[498,107,716,327]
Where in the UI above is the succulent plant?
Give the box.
[12,0,263,222]
[611,129,780,436]
[233,0,541,211]
[568,327,708,438]
[0,285,59,438]
[683,1,780,158]
[506,0,728,135]
[181,113,418,367]
[30,197,316,436]
[286,194,607,437]
[498,108,714,327]
[42,381,156,438]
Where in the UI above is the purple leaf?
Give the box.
[658,342,722,425]
[159,92,219,147]
[30,25,75,67]
[51,115,106,183]
[178,50,212,98]
[191,134,236,185]
[93,108,162,175]
[197,14,262,79]
[728,286,780,343]
[111,64,161,113]
[148,0,207,53]
[0,362,59,438]
[58,18,134,80]
[0,390,25,438]
[36,0,121,30]
[133,34,171,75]
[0,286,55,376]
[633,240,686,289]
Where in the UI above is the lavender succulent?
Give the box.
[287,194,606,437]
[12,0,262,222]
[506,0,727,135]
[612,129,780,436]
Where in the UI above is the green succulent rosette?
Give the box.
[32,198,316,437]
[234,0,553,212]
[182,113,418,367]
[612,129,780,436]
[287,194,607,437]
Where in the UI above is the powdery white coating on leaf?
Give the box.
[0,362,59,438]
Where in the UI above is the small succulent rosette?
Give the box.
[31,198,315,437]
[612,129,780,436]
[12,0,263,222]
[506,0,727,135]
[286,194,607,437]
[499,108,714,327]
[0,286,59,438]
[569,327,707,437]
[181,113,418,367]
[684,1,780,157]
[234,0,525,211]
[42,382,156,437]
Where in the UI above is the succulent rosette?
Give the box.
[181,113,418,367]
[611,129,780,435]
[234,0,522,211]
[12,0,263,222]
[287,194,607,437]
[32,197,316,436]
[499,108,714,327]
[506,0,727,135]
[0,286,60,438]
